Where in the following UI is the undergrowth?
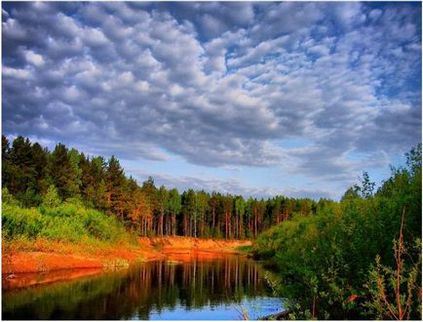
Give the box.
[2,193,139,254]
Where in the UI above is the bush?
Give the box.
[2,199,135,246]
[363,238,421,320]
[253,145,422,319]
[2,187,19,207]
[41,185,61,208]
[2,204,44,238]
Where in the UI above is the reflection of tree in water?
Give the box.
[123,256,268,319]
[3,256,272,320]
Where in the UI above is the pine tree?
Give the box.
[42,184,61,208]
[68,148,82,195]
[166,188,181,236]
[196,191,209,237]
[182,189,196,237]
[105,156,127,219]
[141,177,157,235]
[48,143,80,199]
[8,136,36,196]
[156,186,168,236]
[31,142,49,195]
[235,196,246,239]
[2,135,11,190]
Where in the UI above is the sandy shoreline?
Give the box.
[2,237,251,289]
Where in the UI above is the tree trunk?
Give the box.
[160,210,164,236]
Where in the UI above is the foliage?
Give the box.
[2,199,136,245]
[2,187,20,207]
[363,252,421,320]
[3,135,421,319]
[253,145,422,319]
[363,218,421,320]
[42,185,61,208]
[48,143,80,199]
[2,135,325,239]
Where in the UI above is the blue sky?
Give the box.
[2,2,421,200]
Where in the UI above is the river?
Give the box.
[2,254,283,320]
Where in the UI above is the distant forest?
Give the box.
[2,135,333,239]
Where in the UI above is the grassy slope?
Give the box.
[2,200,147,274]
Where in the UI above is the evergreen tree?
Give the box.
[141,176,158,235]
[156,186,168,236]
[2,135,12,190]
[208,193,219,237]
[68,148,82,195]
[182,189,196,237]
[49,143,80,199]
[31,142,49,195]
[166,188,181,236]
[235,196,246,238]
[42,184,61,208]
[223,195,233,239]
[196,191,209,237]
[105,156,127,218]
[8,136,36,196]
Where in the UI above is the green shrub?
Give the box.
[363,238,421,320]
[41,185,61,208]
[253,145,422,319]
[2,199,135,245]
[2,204,44,238]
[2,187,20,207]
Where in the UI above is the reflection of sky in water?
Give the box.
[145,297,282,320]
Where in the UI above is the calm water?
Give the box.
[2,255,283,320]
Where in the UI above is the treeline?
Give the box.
[253,144,422,319]
[2,135,330,239]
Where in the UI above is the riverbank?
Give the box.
[2,236,251,288]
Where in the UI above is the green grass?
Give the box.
[2,199,138,247]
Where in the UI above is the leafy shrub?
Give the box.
[2,199,136,246]
[2,204,44,238]
[2,187,20,207]
[363,239,421,320]
[253,145,422,319]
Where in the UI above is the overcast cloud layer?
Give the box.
[2,2,421,199]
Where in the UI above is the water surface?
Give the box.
[2,254,282,320]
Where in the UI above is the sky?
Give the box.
[2,1,422,200]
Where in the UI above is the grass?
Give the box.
[2,200,139,255]
[3,201,135,242]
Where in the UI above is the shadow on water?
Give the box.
[2,255,283,320]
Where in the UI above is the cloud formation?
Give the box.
[2,2,421,198]
[128,169,334,201]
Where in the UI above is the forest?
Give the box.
[2,135,326,239]
[2,135,421,320]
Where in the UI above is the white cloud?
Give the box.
[82,28,109,47]
[3,66,32,79]
[24,50,45,66]
[128,169,335,200]
[2,2,421,198]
